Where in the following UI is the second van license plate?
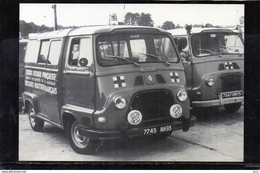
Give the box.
[143,125,172,135]
[221,90,243,99]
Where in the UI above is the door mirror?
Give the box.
[182,54,191,67]
[79,58,89,67]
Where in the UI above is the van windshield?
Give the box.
[191,33,244,57]
[96,33,178,66]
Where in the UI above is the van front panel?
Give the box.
[93,68,189,130]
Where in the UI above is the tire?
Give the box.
[224,102,242,114]
[28,104,44,132]
[67,120,98,154]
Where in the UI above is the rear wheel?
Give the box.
[224,102,242,114]
[28,104,44,132]
[67,120,98,154]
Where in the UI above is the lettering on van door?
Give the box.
[24,69,57,95]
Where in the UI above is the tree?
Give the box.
[124,12,140,25]
[204,23,214,28]
[19,20,38,38]
[124,12,153,26]
[161,21,175,30]
[139,13,154,27]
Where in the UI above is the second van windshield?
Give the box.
[96,33,179,67]
[191,33,244,57]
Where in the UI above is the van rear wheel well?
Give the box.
[24,100,32,113]
[62,112,76,131]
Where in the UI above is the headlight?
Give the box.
[127,110,142,125]
[113,96,126,109]
[205,76,215,87]
[177,89,188,102]
[169,104,182,118]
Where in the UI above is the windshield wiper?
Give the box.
[106,55,140,67]
[141,53,170,66]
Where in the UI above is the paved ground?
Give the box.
[19,106,243,162]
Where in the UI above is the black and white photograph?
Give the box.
[18,3,244,162]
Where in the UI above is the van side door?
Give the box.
[37,39,63,124]
[62,36,95,110]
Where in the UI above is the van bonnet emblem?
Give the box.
[224,62,233,70]
[147,75,153,82]
[170,72,180,83]
[113,76,126,88]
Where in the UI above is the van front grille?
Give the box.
[216,74,243,94]
[130,90,174,125]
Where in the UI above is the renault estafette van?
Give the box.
[22,25,195,154]
[170,27,244,114]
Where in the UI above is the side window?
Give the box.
[69,37,93,67]
[48,40,62,65]
[24,41,40,63]
[38,40,50,64]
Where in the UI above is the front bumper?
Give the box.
[78,115,196,140]
[192,96,244,107]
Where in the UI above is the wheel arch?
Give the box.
[22,92,39,113]
[62,111,77,131]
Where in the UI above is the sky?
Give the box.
[20,4,244,28]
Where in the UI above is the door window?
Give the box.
[48,40,62,65]
[69,37,93,67]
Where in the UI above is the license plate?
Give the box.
[143,125,172,135]
[221,90,243,99]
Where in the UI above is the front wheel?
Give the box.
[28,104,44,132]
[224,102,242,114]
[67,120,99,154]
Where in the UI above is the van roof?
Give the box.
[28,25,168,40]
[169,27,240,36]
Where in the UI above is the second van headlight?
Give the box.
[205,76,215,87]
[177,89,188,102]
[113,96,126,109]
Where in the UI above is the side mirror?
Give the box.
[186,55,192,62]
[182,55,191,67]
[79,58,89,67]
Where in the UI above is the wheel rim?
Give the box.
[29,107,36,127]
[71,121,89,148]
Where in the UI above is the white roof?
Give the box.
[28,25,168,40]
[169,27,238,36]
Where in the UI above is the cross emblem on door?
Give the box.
[113,76,126,88]
[224,62,234,70]
[170,72,180,83]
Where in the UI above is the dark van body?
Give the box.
[23,26,195,154]
[19,39,28,110]
[171,28,244,114]
[19,39,28,97]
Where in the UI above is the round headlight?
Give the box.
[127,110,142,125]
[205,76,215,87]
[177,89,188,102]
[114,96,126,109]
[169,104,182,118]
